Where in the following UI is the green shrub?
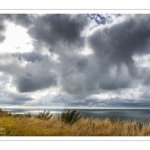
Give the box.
[36,110,53,120]
[59,109,82,125]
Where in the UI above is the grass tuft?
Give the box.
[59,109,82,125]
[36,110,53,120]
[24,112,32,118]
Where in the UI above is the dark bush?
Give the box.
[36,110,53,120]
[59,109,82,125]
[24,112,32,118]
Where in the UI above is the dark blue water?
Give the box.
[2,108,150,124]
[79,109,150,124]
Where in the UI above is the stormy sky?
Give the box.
[1,14,150,108]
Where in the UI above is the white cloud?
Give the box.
[0,21,33,53]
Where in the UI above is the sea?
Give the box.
[2,108,150,124]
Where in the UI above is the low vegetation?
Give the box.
[1,108,150,136]
[0,109,12,116]
[36,110,53,120]
[59,109,82,125]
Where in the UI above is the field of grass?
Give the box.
[1,108,150,136]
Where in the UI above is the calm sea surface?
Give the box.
[2,108,150,124]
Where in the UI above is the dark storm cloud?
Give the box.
[28,14,88,53]
[89,14,150,66]
[140,66,150,87]
[76,58,88,71]
[0,15,8,43]
[0,53,57,93]
[12,52,43,62]
[88,14,150,90]
[15,56,58,93]
[16,71,57,93]
[15,14,33,27]
[98,74,131,90]
[56,54,101,96]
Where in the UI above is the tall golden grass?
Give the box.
[0,109,150,136]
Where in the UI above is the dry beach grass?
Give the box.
[1,108,150,136]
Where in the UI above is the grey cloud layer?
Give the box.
[0,15,10,43]
[15,14,33,27]
[12,52,43,62]
[0,90,33,105]
[0,54,57,93]
[28,14,88,53]
[1,14,150,107]
[88,15,150,90]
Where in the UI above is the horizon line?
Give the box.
[1,106,150,109]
